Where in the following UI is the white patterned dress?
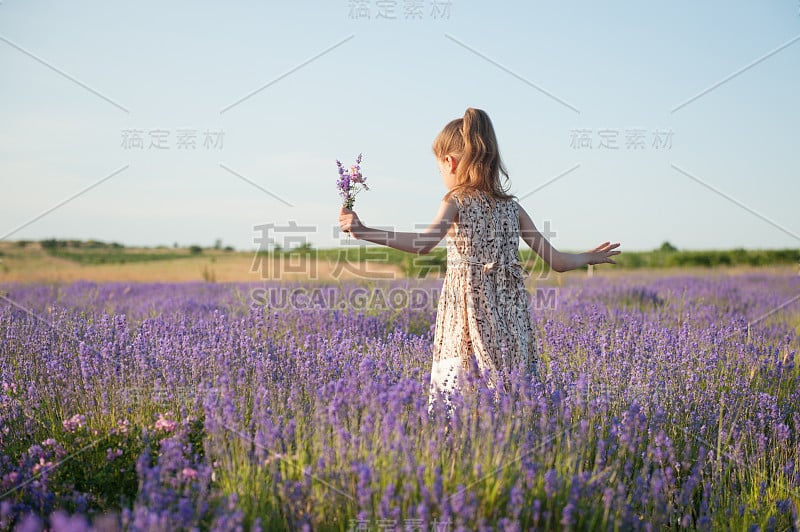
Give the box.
[427,190,539,415]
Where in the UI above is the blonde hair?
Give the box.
[432,107,515,202]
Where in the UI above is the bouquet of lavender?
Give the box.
[336,153,368,210]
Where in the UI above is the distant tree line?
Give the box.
[33,239,233,265]
[39,239,124,250]
[607,241,800,269]
[35,239,234,252]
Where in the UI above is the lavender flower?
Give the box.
[0,273,798,529]
[336,153,368,210]
[62,414,86,432]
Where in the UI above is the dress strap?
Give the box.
[451,191,466,209]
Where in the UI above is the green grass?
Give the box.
[45,249,201,265]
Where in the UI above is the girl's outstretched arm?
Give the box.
[518,204,620,272]
[338,196,458,254]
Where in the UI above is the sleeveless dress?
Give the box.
[427,190,539,415]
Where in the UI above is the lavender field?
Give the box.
[1,272,799,531]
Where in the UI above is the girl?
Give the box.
[338,107,620,416]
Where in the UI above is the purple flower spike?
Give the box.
[335,153,368,210]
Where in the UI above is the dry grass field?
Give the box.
[0,242,403,283]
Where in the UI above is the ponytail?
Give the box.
[433,107,514,202]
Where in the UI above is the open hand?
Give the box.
[338,206,364,239]
[587,242,621,265]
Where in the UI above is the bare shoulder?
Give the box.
[516,202,536,229]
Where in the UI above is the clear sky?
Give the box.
[2,1,798,252]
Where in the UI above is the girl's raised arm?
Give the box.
[518,204,620,272]
[339,196,458,254]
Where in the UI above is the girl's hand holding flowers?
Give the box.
[336,153,368,240]
[339,206,364,239]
